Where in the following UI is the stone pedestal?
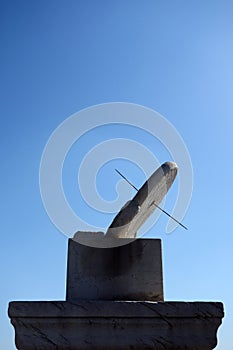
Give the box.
[67,238,164,301]
[8,237,224,349]
[9,300,223,350]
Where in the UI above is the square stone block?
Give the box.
[66,238,164,301]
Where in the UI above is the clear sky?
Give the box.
[1,0,233,348]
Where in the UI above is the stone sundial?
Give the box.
[9,160,224,350]
[73,161,182,247]
[106,161,178,238]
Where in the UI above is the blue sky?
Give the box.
[1,0,233,348]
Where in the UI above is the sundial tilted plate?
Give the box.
[73,161,186,247]
[106,161,178,238]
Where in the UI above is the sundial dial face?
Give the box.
[73,161,179,247]
[106,162,178,238]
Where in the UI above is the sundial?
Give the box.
[10,158,223,350]
[74,161,186,247]
[106,161,185,238]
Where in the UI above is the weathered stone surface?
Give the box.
[8,300,224,350]
[8,232,224,349]
[66,238,164,301]
[73,231,135,248]
[106,161,178,238]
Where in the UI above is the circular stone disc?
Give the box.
[106,161,178,238]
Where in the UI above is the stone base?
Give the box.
[8,300,224,350]
[67,238,164,301]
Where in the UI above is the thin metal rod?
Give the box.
[151,202,188,230]
[115,168,188,230]
[115,169,139,192]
